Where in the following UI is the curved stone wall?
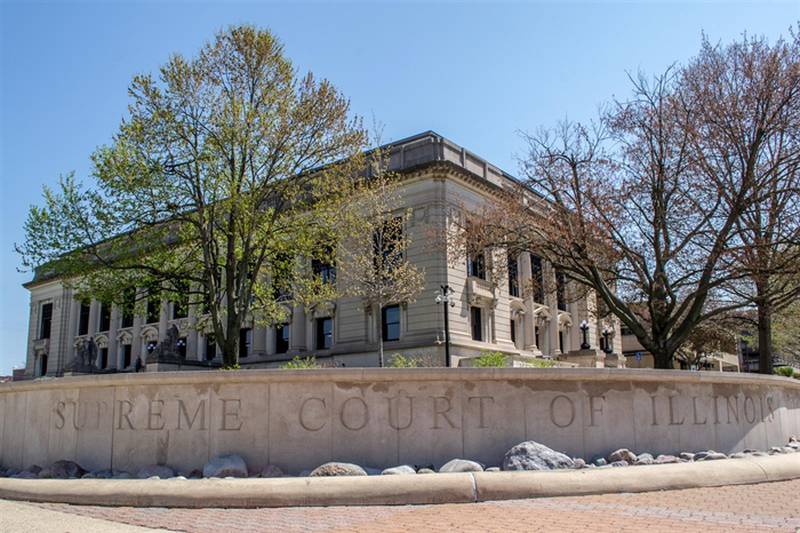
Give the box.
[1,369,798,474]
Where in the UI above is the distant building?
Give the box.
[21,131,624,378]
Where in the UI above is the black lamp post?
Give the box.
[435,284,455,368]
[602,327,614,355]
[579,320,590,350]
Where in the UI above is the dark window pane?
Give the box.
[39,302,53,339]
[78,301,90,335]
[312,258,336,284]
[508,255,519,297]
[98,303,111,332]
[121,288,135,328]
[316,317,332,350]
[510,319,516,343]
[206,335,217,360]
[123,344,132,368]
[531,254,544,303]
[100,347,109,369]
[40,354,48,376]
[239,328,252,358]
[373,217,403,273]
[468,253,486,280]
[381,305,401,342]
[275,324,289,354]
[471,306,482,341]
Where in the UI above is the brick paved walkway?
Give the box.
[16,479,800,532]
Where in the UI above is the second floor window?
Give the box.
[468,252,486,280]
[316,317,333,350]
[39,302,53,339]
[381,305,400,342]
[508,254,519,297]
[531,254,544,303]
[312,258,336,284]
[171,282,189,319]
[470,306,483,341]
[239,328,252,358]
[98,302,111,332]
[373,217,403,273]
[121,289,135,328]
[77,301,90,335]
[275,324,289,354]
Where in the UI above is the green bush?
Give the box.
[388,354,420,368]
[280,356,321,369]
[473,351,509,368]
[526,358,557,368]
[220,363,241,371]
[775,366,795,378]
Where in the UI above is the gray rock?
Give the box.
[87,469,130,479]
[742,448,758,453]
[136,465,175,479]
[12,470,39,479]
[259,465,284,478]
[49,460,87,479]
[114,472,132,479]
[0,468,6,477]
[309,462,367,477]
[37,468,51,479]
[572,458,587,469]
[485,467,501,472]
[173,476,187,480]
[417,468,436,474]
[592,457,607,467]
[440,459,484,473]
[203,454,248,478]
[729,452,748,459]
[609,460,629,467]
[26,465,42,476]
[4,468,19,477]
[502,441,574,471]
[696,452,727,461]
[634,453,654,465]
[381,465,416,475]
[654,455,679,464]
[679,452,695,461]
[749,451,769,457]
[608,449,637,465]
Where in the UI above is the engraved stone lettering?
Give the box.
[668,396,685,426]
[220,398,243,431]
[116,400,135,430]
[340,397,369,431]
[589,395,604,427]
[299,397,327,431]
[650,395,659,426]
[147,399,165,430]
[386,396,413,430]
[468,396,494,429]
[549,394,575,428]
[54,401,66,429]
[712,396,721,425]
[431,396,457,429]
[177,399,207,430]
[744,396,757,424]
[726,396,739,424]
[692,397,707,425]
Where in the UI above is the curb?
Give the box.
[0,454,798,508]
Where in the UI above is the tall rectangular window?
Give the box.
[470,306,483,341]
[556,271,567,312]
[381,305,401,342]
[121,288,135,328]
[146,285,161,324]
[510,319,516,343]
[559,331,564,353]
[205,335,217,361]
[78,301,90,335]
[100,347,109,369]
[508,254,519,297]
[239,328,252,358]
[275,324,289,354]
[39,354,48,376]
[316,317,333,350]
[98,302,111,332]
[468,253,486,280]
[531,254,544,303]
[122,344,132,368]
[39,302,53,340]
[312,246,336,284]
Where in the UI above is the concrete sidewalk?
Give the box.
[0,499,167,532]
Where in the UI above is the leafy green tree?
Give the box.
[17,26,366,367]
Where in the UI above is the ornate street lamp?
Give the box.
[602,326,614,355]
[579,320,590,350]
[435,285,456,368]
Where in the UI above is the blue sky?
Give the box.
[0,1,796,375]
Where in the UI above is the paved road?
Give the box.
[4,479,800,532]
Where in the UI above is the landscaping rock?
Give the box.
[136,465,175,479]
[729,452,748,459]
[203,454,249,478]
[485,467,501,472]
[309,462,367,477]
[417,468,436,474]
[502,441,574,471]
[49,460,87,479]
[609,461,629,467]
[572,458,587,469]
[259,465,284,478]
[363,467,382,476]
[634,453,654,465]
[12,470,39,479]
[696,452,727,461]
[608,448,637,465]
[381,465,416,475]
[679,452,695,461]
[592,457,607,467]
[655,455,679,464]
[440,459,484,473]
[26,465,42,476]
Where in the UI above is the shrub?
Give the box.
[473,351,508,368]
[775,366,795,378]
[388,354,420,368]
[221,363,240,371]
[280,356,321,369]
[526,358,557,368]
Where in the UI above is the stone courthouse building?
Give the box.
[22,132,623,378]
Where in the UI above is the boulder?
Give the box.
[12,470,38,479]
[608,449,637,465]
[485,467,501,472]
[49,460,88,479]
[417,468,436,474]
[634,453,654,465]
[136,465,175,479]
[654,455,679,464]
[729,452,748,459]
[381,465,416,475]
[309,462,367,477]
[696,452,727,461]
[609,460,629,467]
[203,454,249,478]
[572,458,587,469]
[26,465,42,476]
[502,441,574,471]
[592,457,607,467]
[679,452,695,461]
[259,465,284,478]
[440,459,484,473]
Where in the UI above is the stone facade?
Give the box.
[21,132,623,378]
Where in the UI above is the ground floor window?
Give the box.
[471,306,483,341]
[559,331,564,353]
[239,328,252,358]
[381,305,400,342]
[510,319,516,343]
[206,335,217,360]
[122,344,132,368]
[316,317,332,350]
[40,354,48,376]
[276,324,289,354]
[100,347,109,369]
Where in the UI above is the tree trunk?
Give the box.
[378,304,384,368]
[652,348,674,369]
[222,333,239,368]
[757,301,773,375]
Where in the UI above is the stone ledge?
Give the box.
[2,367,799,393]
[0,454,797,508]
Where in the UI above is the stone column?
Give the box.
[132,289,144,364]
[252,324,266,357]
[290,304,307,353]
[546,264,560,357]
[88,300,99,337]
[265,325,276,356]
[158,299,169,342]
[109,306,119,369]
[187,291,199,360]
